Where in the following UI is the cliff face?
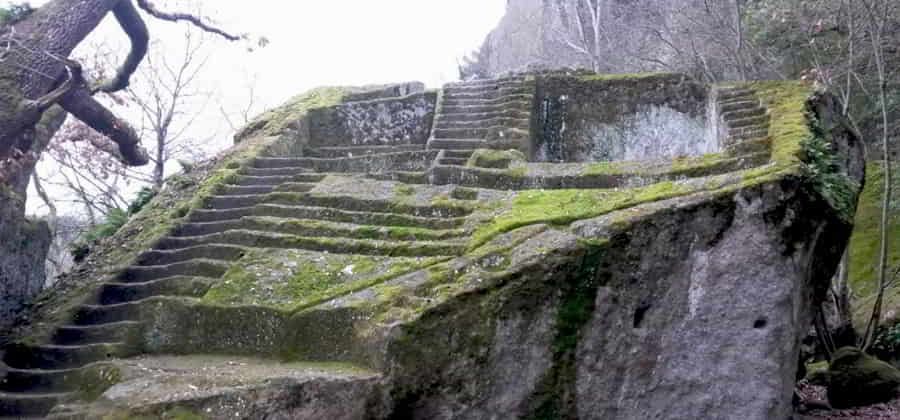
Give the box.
[0,75,864,419]
[0,191,50,334]
[476,0,666,76]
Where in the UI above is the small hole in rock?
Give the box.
[633,303,651,328]
[753,318,768,329]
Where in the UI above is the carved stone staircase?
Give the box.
[0,145,472,418]
[427,76,535,165]
[715,86,770,154]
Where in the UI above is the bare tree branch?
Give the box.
[134,0,242,41]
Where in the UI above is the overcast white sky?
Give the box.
[9,0,507,215]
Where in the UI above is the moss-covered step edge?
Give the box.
[173,216,467,242]
[10,85,357,347]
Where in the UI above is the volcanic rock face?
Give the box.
[0,74,864,420]
[0,190,50,333]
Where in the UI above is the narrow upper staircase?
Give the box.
[427,76,535,164]
[715,86,770,154]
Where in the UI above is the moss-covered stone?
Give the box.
[466,148,527,169]
[826,347,900,408]
[203,248,447,311]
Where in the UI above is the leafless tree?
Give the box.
[549,0,611,72]
[122,30,216,187]
[218,71,264,134]
[0,0,241,197]
[860,0,897,351]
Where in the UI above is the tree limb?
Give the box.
[134,0,242,41]
[59,83,150,166]
[93,0,149,94]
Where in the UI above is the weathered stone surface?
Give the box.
[46,356,385,420]
[309,91,436,147]
[0,190,50,333]
[0,75,865,420]
[533,73,711,162]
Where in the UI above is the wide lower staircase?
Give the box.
[0,146,472,418]
[428,76,535,166]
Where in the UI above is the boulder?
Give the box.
[827,347,900,408]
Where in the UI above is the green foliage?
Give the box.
[871,322,900,361]
[70,186,157,261]
[800,131,858,221]
[128,187,157,215]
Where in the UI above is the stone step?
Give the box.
[205,194,268,210]
[432,126,530,140]
[437,158,469,166]
[432,127,490,139]
[729,127,769,141]
[437,108,531,122]
[725,139,771,156]
[187,204,466,229]
[365,171,429,184]
[251,151,436,171]
[135,244,246,266]
[114,259,230,284]
[0,391,71,416]
[305,145,424,158]
[718,100,761,114]
[233,173,325,186]
[219,184,275,196]
[442,94,533,107]
[52,321,142,346]
[441,100,532,115]
[716,87,755,101]
[427,138,489,150]
[721,107,766,120]
[97,276,215,305]
[274,182,319,194]
[71,302,143,326]
[172,217,465,242]
[0,367,80,393]
[443,150,475,159]
[433,116,530,131]
[442,86,531,101]
[444,77,527,90]
[153,230,465,258]
[2,342,129,370]
[726,114,769,130]
[207,189,344,211]
[237,192,473,218]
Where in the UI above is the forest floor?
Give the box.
[795,382,900,419]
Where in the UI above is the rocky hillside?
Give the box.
[0,73,864,419]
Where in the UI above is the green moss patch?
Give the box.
[203,248,446,310]
[470,181,693,248]
[747,81,813,166]
[467,149,526,169]
[849,162,900,326]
